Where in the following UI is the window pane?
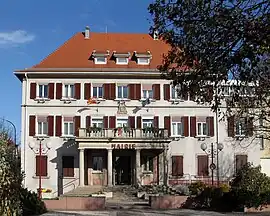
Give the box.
[39,85,43,97]
[171,88,176,99]
[143,90,147,98]
[93,87,97,97]
[69,122,74,135]
[123,86,128,98]
[98,87,103,98]
[118,86,122,98]
[172,123,176,136]
[38,122,42,134]
[93,156,103,171]
[203,123,207,135]
[148,90,153,99]
[149,157,153,172]
[198,123,201,135]
[43,85,48,98]
[64,85,68,97]
[43,122,48,135]
[70,85,74,98]
[177,123,182,135]
[96,57,105,63]
[64,123,68,135]
[118,58,127,63]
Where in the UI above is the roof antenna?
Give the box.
[105,26,108,33]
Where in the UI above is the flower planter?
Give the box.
[42,192,53,199]
[149,195,188,209]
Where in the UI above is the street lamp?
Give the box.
[200,142,224,185]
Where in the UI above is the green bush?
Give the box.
[20,188,47,216]
[188,181,207,195]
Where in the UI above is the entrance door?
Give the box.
[114,156,131,185]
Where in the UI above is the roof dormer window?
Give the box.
[113,52,130,65]
[92,50,109,65]
[134,51,152,65]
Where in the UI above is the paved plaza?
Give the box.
[43,209,270,216]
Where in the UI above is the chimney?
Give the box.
[153,30,159,40]
[85,26,90,39]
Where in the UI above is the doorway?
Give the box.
[114,156,132,185]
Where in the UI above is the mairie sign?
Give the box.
[111,144,135,149]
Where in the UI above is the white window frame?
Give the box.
[37,84,49,98]
[36,120,48,136]
[63,120,74,136]
[142,118,154,128]
[94,57,107,65]
[171,85,186,100]
[137,58,150,65]
[92,86,103,98]
[116,118,128,128]
[63,84,75,99]
[197,122,207,136]
[91,118,103,128]
[235,119,246,136]
[142,89,153,99]
[117,85,128,99]
[171,121,183,137]
[116,57,128,65]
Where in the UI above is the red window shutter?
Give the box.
[109,83,116,100]
[164,84,170,100]
[48,83,54,99]
[206,116,214,137]
[74,83,81,99]
[55,116,62,136]
[172,156,183,176]
[136,116,142,128]
[128,116,135,128]
[190,116,197,137]
[164,116,171,136]
[74,116,81,136]
[103,116,108,128]
[56,83,62,99]
[128,84,135,100]
[154,116,159,128]
[228,116,235,137]
[30,83,36,99]
[103,84,109,99]
[181,116,189,137]
[29,115,36,136]
[135,84,141,100]
[198,155,209,176]
[246,117,253,137]
[86,116,91,128]
[47,116,54,136]
[36,156,48,176]
[109,116,116,129]
[84,83,91,100]
[153,84,160,100]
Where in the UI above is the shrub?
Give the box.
[188,181,207,195]
[175,184,190,195]
[20,188,47,216]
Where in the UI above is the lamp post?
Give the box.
[38,138,44,199]
[200,142,224,185]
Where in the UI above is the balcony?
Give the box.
[78,127,169,140]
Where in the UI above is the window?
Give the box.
[37,117,48,136]
[117,85,128,99]
[92,118,103,128]
[38,84,48,98]
[142,118,153,128]
[197,122,207,136]
[116,57,128,65]
[94,57,107,64]
[143,156,154,172]
[62,156,74,177]
[235,119,245,136]
[142,89,153,99]
[138,58,150,65]
[171,122,182,137]
[172,156,183,176]
[117,118,128,128]
[63,117,74,136]
[63,84,75,98]
[93,156,103,171]
[171,86,184,100]
[197,155,209,176]
[93,86,103,98]
[236,155,247,173]
[36,156,48,177]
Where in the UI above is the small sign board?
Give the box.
[111,144,135,149]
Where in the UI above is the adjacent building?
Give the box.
[15,27,261,197]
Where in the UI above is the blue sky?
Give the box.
[0,0,153,142]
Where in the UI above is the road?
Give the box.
[43,209,270,216]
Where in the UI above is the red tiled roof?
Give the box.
[32,32,171,70]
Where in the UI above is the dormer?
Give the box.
[92,50,110,64]
[134,51,152,65]
[113,51,130,65]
